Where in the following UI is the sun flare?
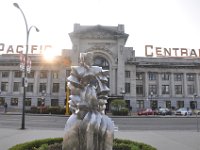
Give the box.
[43,50,56,62]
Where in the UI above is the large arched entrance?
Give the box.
[93,56,111,113]
[93,56,109,70]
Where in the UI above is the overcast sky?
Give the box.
[1,0,200,56]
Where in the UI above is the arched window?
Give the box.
[94,56,110,87]
[93,56,109,70]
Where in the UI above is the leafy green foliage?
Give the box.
[8,138,62,150]
[111,99,126,111]
[9,137,157,150]
[25,106,66,114]
[111,99,129,116]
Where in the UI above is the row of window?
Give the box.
[125,83,196,95]
[1,82,60,93]
[0,97,59,106]
[0,70,59,79]
[136,100,197,110]
[125,71,197,81]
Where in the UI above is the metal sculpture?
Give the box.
[63,52,114,150]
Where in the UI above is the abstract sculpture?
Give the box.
[63,52,114,150]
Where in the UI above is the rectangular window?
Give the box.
[150,100,158,110]
[39,83,46,92]
[148,72,156,80]
[52,83,59,93]
[162,85,170,94]
[125,71,130,78]
[136,100,144,109]
[1,82,8,92]
[13,82,20,92]
[14,71,22,78]
[40,71,48,78]
[51,99,59,106]
[177,101,184,108]
[27,83,34,92]
[136,73,143,80]
[37,98,42,106]
[175,85,182,94]
[11,98,18,106]
[187,73,195,81]
[38,97,45,107]
[136,85,143,95]
[52,71,59,79]
[2,71,9,78]
[27,71,34,78]
[187,85,194,95]
[166,101,171,109]
[149,85,157,95]
[0,97,5,106]
[174,73,182,81]
[162,73,170,80]
[125,82,130,93]
[25,98,31,106]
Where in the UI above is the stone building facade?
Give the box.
[0,24,200,112]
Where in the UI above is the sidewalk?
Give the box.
[0,128,200,150]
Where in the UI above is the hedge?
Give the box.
[25,106,66,114]
[112,108,129,116]
[8,138,62,150]
[9,138,157,150]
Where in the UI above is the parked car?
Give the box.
[175,108,192,116]
[193,109,200,115]
[137,108,156,116]
[156,108,172,115]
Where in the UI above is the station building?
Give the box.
[0,23,200,112]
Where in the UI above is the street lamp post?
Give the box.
[40,90,46,113]
[13,3,39,129]
[150,91,153,109]
[120,89,126,99]
[193,93,199,132]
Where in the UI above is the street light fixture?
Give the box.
[150,91,153,109]
[13,3,39,130]
[193,93,197,109]
[193,93,199,132]
[41,90,46,105]
[120,88,126,99]
[40,90,46,113]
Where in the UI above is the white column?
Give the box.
[46,71,51,95]
[131,66,136,96]
[145,72,149,98]
[33,71,39,95]
[117,44,125,94]
[183,73,187,97]
[170,73,175,97]
[158,73,162,96]
[196,73,200,96]
[110,67,116,95]
[8,71,13,94]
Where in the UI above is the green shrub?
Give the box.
[114,138,157,150]
[113,143,132,150]
[111,99,129,116]
[111,99,126,111]
[47,106,66,115]
[9,137,157,150]
[8,138,62,150]
[47,143,62,150]
[112,108,129,116]
[25,106,39,114]
[36,144,48,150]
[25,106,66,114]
